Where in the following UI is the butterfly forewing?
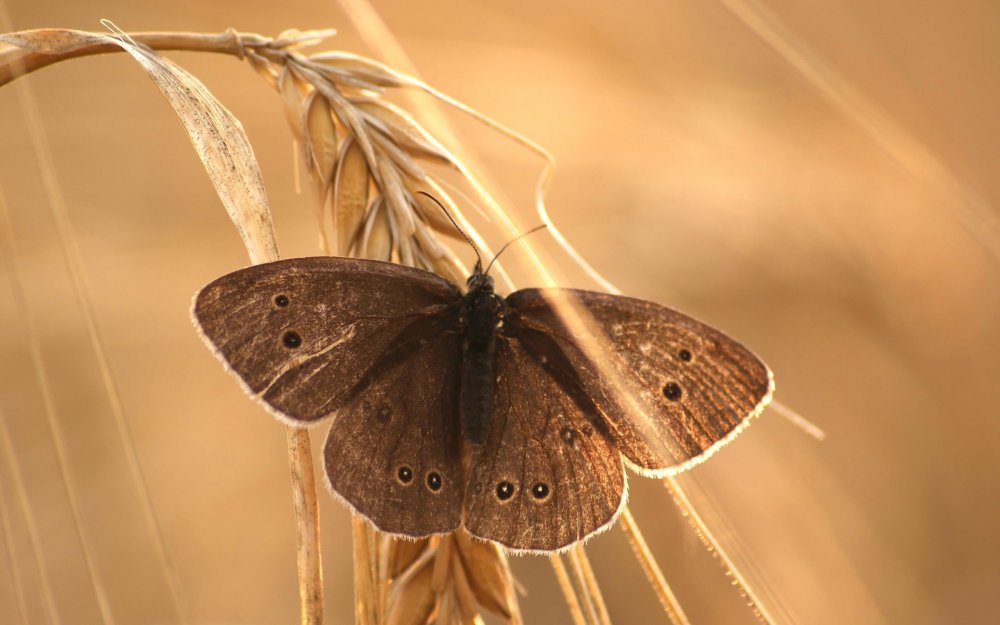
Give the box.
[464,331,625,553]
[505,288,773,474]
[193,257,461,423]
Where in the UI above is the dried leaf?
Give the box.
[455,531,516,619]
[0,28,109,55]
[333,137,370,254]
[102,26,277,264]
[304,91,339,186]
[387,556,436,625]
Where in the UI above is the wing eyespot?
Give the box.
[274,294,289,307]
[396,465,414,485]
[495,481,516,502]
[560,427,576,445]
[530,482,550,501]
[678,348,692,362]
[282,331,302,348]
[662,382,682,401]
[426,471,443,492]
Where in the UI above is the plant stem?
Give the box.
[287,427,324,625]
[0,30,252,87]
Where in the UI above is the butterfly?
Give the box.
[192,255,772,553]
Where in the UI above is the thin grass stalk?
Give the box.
[0,417,31,625]
[0,407,60,625]
[568,546,611,625]
[563,549,602,625]
[618,507,691,625]
[0,186,115,625]
[0,35,192,621]
[549,555,588,625]
[664,477,775,624]
[714,0,1000,261]
[770,400,826,440]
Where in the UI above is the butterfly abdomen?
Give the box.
[459,281,503,444]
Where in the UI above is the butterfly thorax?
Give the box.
[459,272,504,444]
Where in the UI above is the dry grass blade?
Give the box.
[100,23,278,265]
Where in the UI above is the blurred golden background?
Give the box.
[1,0,998,623]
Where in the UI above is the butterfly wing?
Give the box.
[322,314,464,537]
[193,257,465,537]
[193,256,461,423]
[504,288,773,475]
[462,330,626,553]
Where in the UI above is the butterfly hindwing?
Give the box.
[323,313,464,537]
[463,328,625,553]
[505,288,773,474]
[193,257,461,423]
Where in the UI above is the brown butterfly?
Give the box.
[192,255,772,553]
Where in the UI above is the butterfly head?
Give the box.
[466,259,494,294]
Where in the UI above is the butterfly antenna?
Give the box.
[415,191,482,268]
[484,224,548,275]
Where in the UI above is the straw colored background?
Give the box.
[1,1,998,623]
